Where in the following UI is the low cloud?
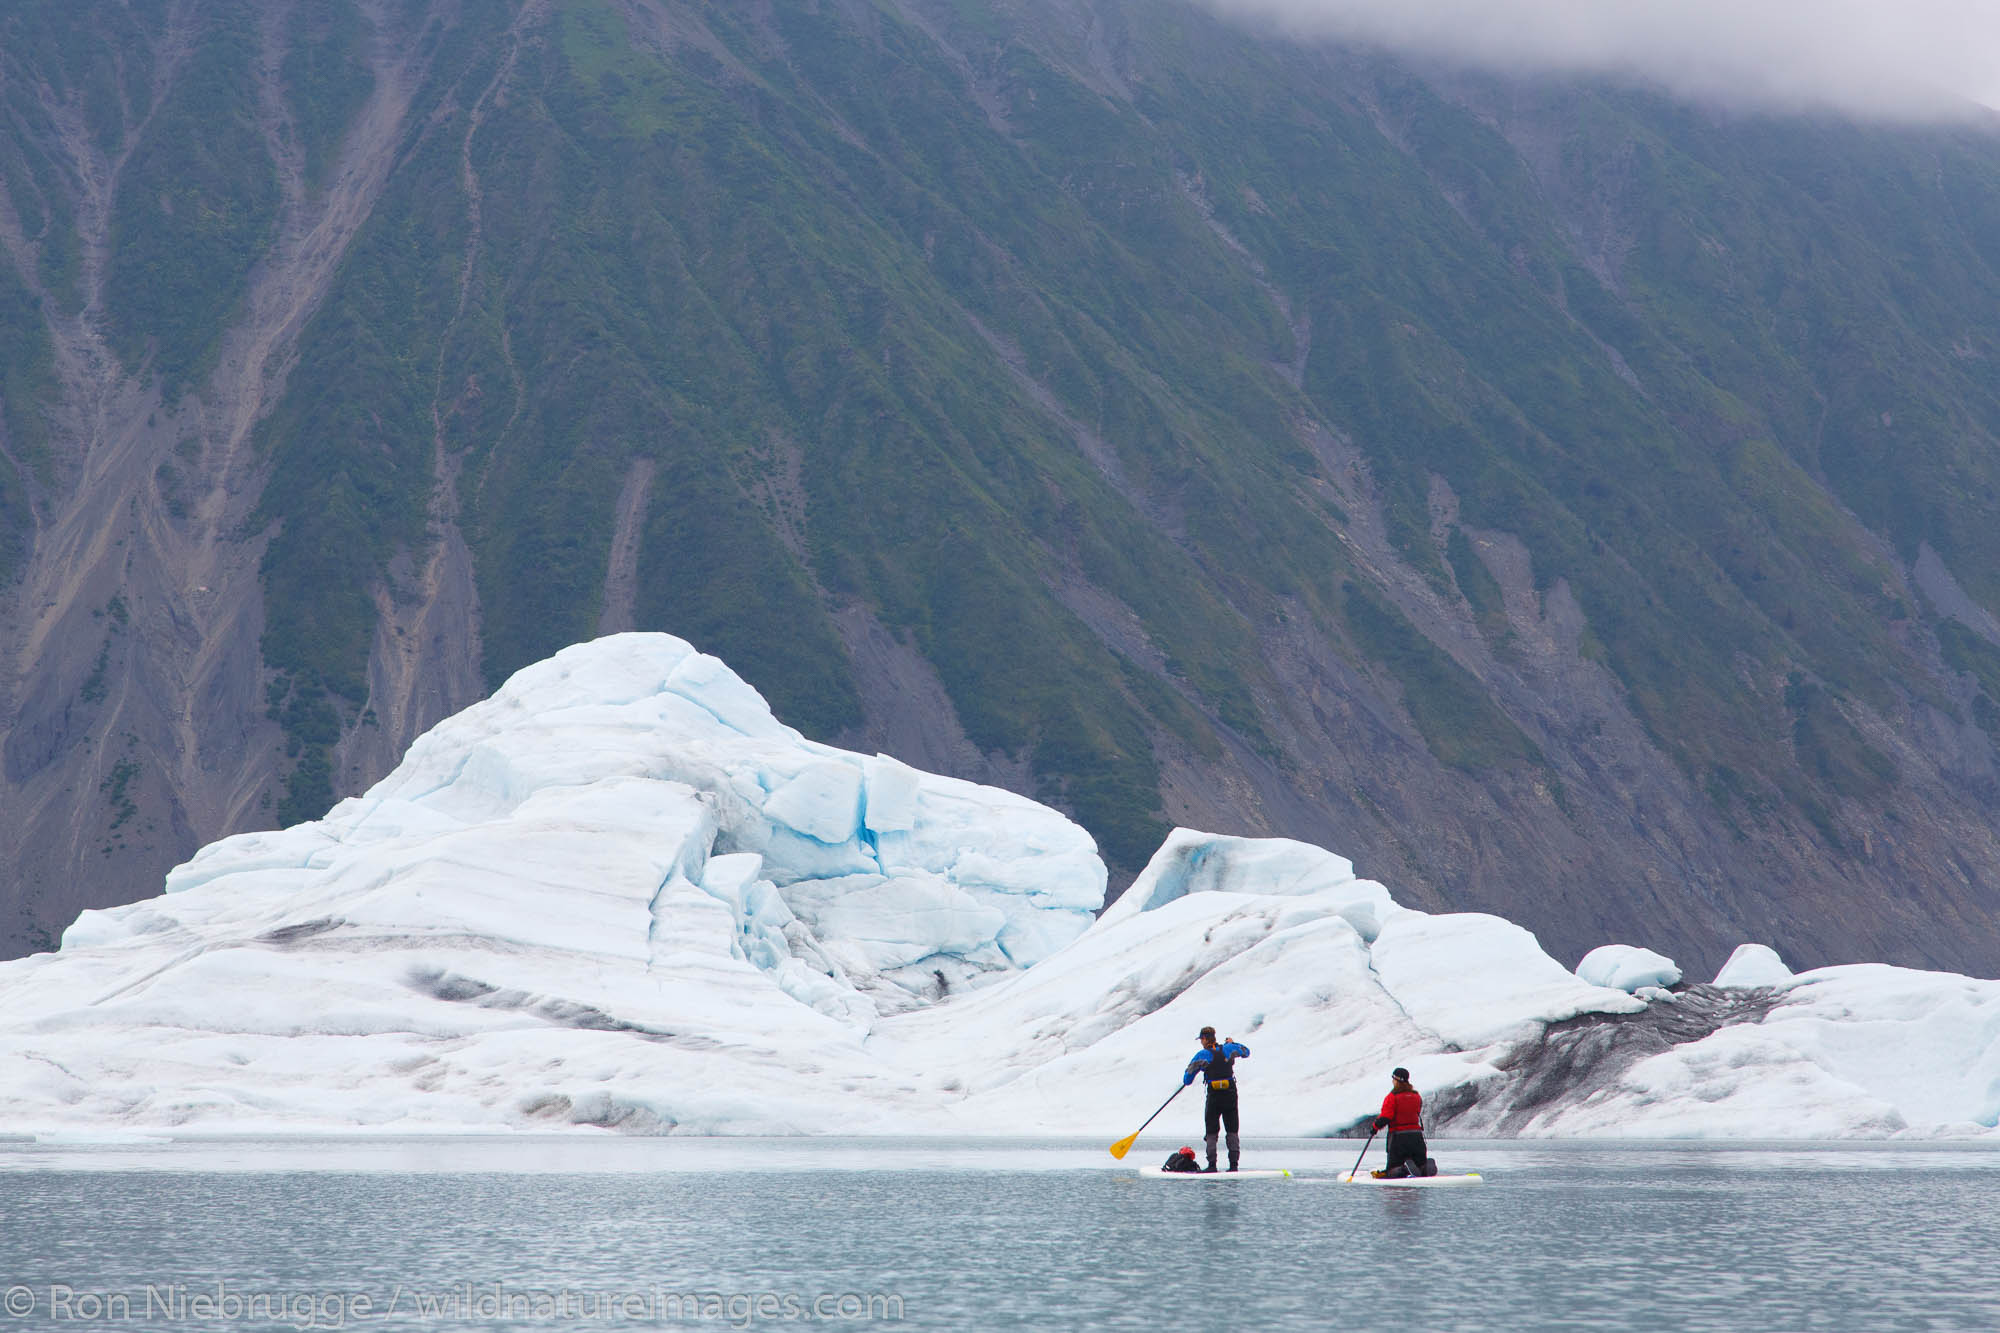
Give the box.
[1196,0,2000,120]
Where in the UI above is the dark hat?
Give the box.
[1198,1025,1217,1039]
[1391,1067,1410,1081]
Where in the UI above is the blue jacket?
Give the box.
[1183,1041,1250,1087]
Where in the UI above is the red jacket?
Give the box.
[1378,1089,1423,1133]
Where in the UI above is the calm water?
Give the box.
[1,1137,1996,1331]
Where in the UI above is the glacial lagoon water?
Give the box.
[1,1137,1996,1331]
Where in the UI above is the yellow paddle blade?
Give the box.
[1108,1131,1140,1159]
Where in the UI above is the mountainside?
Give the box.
[5,0,2000,977]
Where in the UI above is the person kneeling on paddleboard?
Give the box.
[1371,1068,1436,1179]
[1161,1145,1202,1173]
[1184,1026,1250,1172]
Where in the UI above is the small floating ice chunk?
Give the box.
[1577,944,1683,993]
[1713,943,1795,988]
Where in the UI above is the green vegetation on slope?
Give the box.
[1784,673,1897,800]
[255,12,501,823]
[104,0,277,397]
[0,0,163,312]
[0,259,54,459]
[1938,622,2000,745]
[1106,28,1994,806]
[633,453,862,739]
[1343,582,1542,771]
[282,0,374,193]
[241,0,2000,877]
[0,259,54,584]
[1446,528,1511,648]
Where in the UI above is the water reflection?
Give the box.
[0,1140,1996,1331]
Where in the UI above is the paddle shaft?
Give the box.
[1347,1126,1378,1179]
[1132,1083,1185,1139]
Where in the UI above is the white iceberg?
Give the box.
[1525,962,2000,1137]
[0,633,1994,1141]
[0,634,1101,1133]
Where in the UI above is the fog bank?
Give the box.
[1198,0,2000,120]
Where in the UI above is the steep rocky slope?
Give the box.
[4,0,2000,977]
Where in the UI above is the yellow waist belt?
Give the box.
[1209,1079,1232,1091]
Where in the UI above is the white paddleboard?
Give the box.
[1336,1170,1483,1187]
[1138,1166,1293,1179]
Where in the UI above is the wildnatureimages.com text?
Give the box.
[5,1281,905,1328]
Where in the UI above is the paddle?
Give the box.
[1344,1126,1379,1182]
[1108,1084,1187,1159]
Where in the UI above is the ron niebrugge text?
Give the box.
[3,1282,905,1327]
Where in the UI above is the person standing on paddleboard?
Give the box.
[1371,1067,1433,1178]
[1183,1026,1250,1172]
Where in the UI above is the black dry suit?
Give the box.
[1184,1041,1250,1171]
